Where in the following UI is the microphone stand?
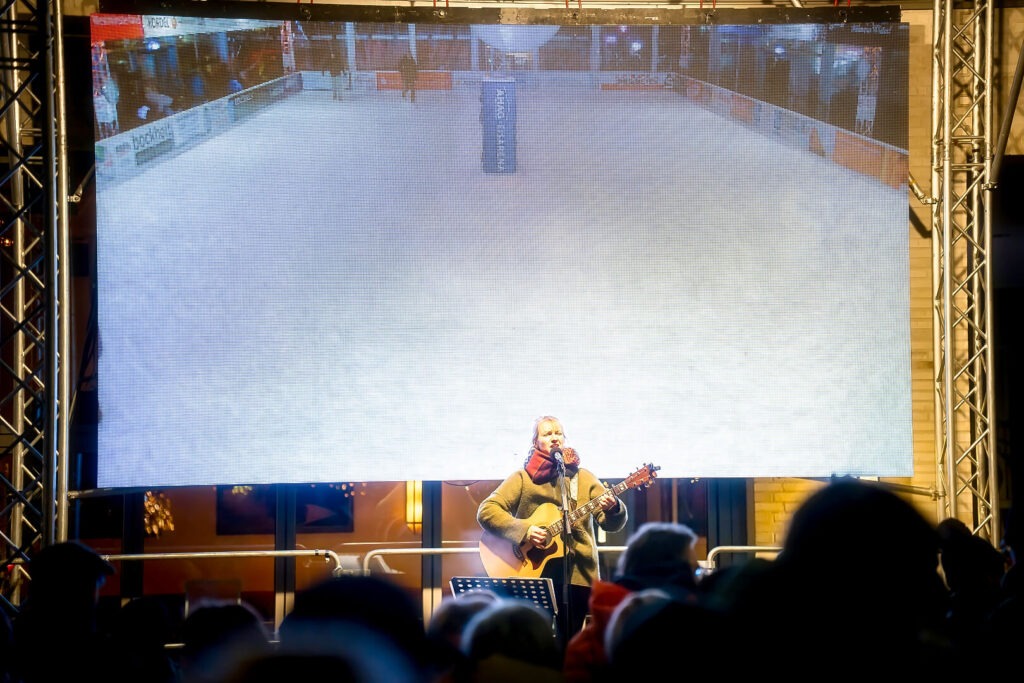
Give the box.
[556,459,573,643]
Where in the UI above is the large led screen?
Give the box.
[90,7,912,487]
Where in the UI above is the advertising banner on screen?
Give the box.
[481,79,516,174]
[90,14,144,45]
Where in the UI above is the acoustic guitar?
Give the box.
[478,463,660,579]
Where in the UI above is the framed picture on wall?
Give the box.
[216,483,356,535]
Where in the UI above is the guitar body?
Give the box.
[479,503,565,579]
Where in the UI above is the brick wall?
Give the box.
[1001,9,1024,156]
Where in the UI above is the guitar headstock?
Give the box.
[624,463,660,491]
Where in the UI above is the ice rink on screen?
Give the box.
[96,76,911,487]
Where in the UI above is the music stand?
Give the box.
[449,576,558,623]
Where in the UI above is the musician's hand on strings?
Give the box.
[526,525,548,548]
[597,492,619,512]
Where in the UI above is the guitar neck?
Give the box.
[546,479,630,538]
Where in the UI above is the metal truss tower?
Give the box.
[0,0,70,610]
[930,0,999,541]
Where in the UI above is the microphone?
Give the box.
[551,446,564,469]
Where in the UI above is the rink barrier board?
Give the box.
[95,73,302,188]
[94,69,906,191]
[375,71,453,90]
[675,74,908,190]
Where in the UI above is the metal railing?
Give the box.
[102,549,346,574]
[360,544,781,575]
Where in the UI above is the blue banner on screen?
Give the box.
[481,79,516,173]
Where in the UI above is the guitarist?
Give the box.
[476,415,628,644]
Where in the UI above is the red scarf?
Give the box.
[524,446,580,484]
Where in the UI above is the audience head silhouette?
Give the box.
[460,598,563,681]
[604,588,726,678]
[426,588,501,675]
[748,479,952,675]
[12,541,117,683]
[277,574,431,679]
[779,479,944,611]
[26,540,114,611]
[108,595,181,683]
[179,598,271,683]
[223,620,421,683]
[614,521,700,597]
[938,517,1005,598]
